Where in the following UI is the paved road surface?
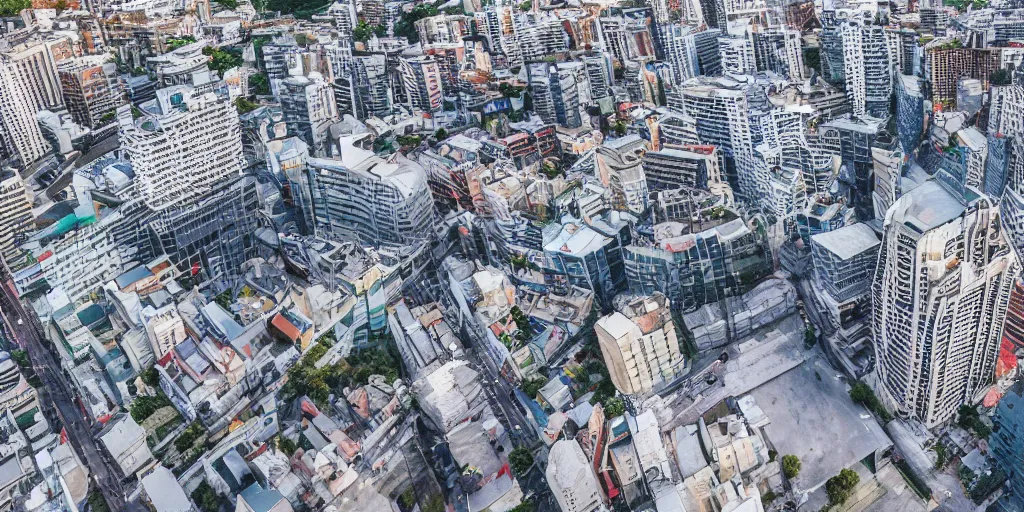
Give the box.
[1,284,129,510]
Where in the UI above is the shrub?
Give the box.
[509,446,534,476]
[782,454,801,479]
[825,468,860,506]
[603,397,626,417]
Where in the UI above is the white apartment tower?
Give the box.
[839,21,892,117]
[595,293,684,395]
[872,178,1017,428]
[0,58,52,165]
[399,56,444,113]
[547,440,604,512]
[0,170,32,274]
[659,24,701,84]
[119,86,243,211]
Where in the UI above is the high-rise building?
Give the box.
[694,28,722,76]
[838,21,891,118]
[0,38,65,111]
[528,63,587,129]
[872,175,1017,427]
[642,145,721,191]
[0,57,52,165]
[301,137,436,247]
[623,217,770,313]
[925,41,1000,110]
[988,382,1024,512]
[583,53,614,100]
[0,170,32,275]
[280,73,339,155]
[678,78,760,202]
[895,74,924,154]
[58,56,126,129]
[810,223,880,329]
[547,440,605,512]
[658,24,701,84]
[119,85,243,211]
[596,293,684,395]
[718,33,756,75]
[399,55,444,113]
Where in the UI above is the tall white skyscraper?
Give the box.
[0,59,52,165]
[872,174,1017,428]
[839,21,892,117]
[0,169,32,274]
[119,85,243,211]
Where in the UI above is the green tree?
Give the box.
[88,491,111,512]
[353,20,374,42]
[849,381,892,423]
[216,0,238,7]
[509,446,534,476]
[234,97,260,114]
[804,325,817,347]
[434,128,448,140]
[278,436,297,456]
[782,454,801,479]
[393,3,439,43]
[614,120,627,136]
[991,69,1012,86]
[518,0,530,9]
[522,376,547,398]
[190,481,224,512]
[604,396,626,417]
[825,468,860,506]
[509,503,534,512]
[166,35,196,51]
[175,422,206,453]
[130,394,172,423]
[248,73,270,96]
[803,47,821,76]
[202,46,243,75]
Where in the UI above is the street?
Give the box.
[0,283,129,510]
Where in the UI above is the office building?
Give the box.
[1,38,64,111]
[718,34,756,76]
[596,293,684,395]
[528,62,588,129]
[335,54,391,120]
[280,73,339,155]
[119,85,243,211]
[624,217,770,313]
[895,75,924,154]
[544,213,630,309]
[58,56,125,129]
[547,440,605,512]
[658,24,701,84]
[810,223,879,329]
[839,21,892,117]
[678,78,760,203]
[595,135,649,214]
[0,57,52,165]
[925,41,1000,109]
[990,382,1024,512]
[399,55,444,113]
[873,176,1017,428]
[583,54,613,100]
[302,136,436,247]
[0,170,32,274]
[642,145,720,191]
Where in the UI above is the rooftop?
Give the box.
[897,179,966,233]
[811,223,880,260]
